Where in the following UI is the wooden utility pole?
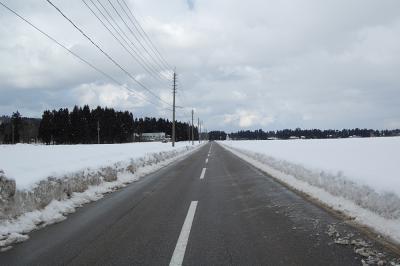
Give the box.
[200,120,202,143]
[187,120,191,144]
[191,109,194,145]
[11,122,14,144]
[97,120,100,144]
[172,72,177,147]
[198,118,200,143]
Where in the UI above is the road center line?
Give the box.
[205,158,208,164]
[199,168,206,180]
[169,201,198,266]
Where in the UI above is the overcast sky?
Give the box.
[1,0,400,131]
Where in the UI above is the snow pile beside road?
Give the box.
[0,142,200,249]
[0,142,196,190]
[220,138,400,243]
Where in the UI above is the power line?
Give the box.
[172,71,176,147]
[105,0,170,83]
[82,0,167,86]
[0,1,169,111]
[119,0,172,71]
[91,0,168,85]
[115,0,171,75]
[46,0,172,107]
[174,77,188,108]
[108,0,167,76]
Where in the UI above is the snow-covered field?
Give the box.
[0,141,200,249]
[220,137,400,244]
[0,142,195,190]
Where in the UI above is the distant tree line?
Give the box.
[3,108,400,144]
[1,106,199,145]
[0,112,40,144]
[134,117,198,143]
[228,128,400,140]
[37,105,198,144]
[38,105,135,144]
[208,131,227,141]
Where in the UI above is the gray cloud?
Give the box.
[0,0,399,131]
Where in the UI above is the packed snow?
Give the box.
[220,137,400,244]
[0,142,201,249]
[0,142,195,190]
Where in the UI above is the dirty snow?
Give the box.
[0,142,201,249]
[0,142,195,190]
[220,138,400,244]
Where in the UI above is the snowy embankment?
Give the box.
[220,137,400,244]
[0,142,200,249]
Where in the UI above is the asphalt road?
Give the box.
[0,142,397,265]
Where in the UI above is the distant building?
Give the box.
[141,132,166,142]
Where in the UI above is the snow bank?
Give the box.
[0,142,195,190]
[220,138,400,243]
[0,142,201,249]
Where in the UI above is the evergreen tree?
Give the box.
[38,111,53,144]
[11,111,22,143]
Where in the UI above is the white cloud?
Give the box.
[224,109,274,128]
[1,0,400,131]
[72,83,147,110]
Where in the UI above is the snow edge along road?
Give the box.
[218,142,400,252]
[0,143,205,251]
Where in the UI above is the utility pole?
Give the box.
[97,120,100,144]
[172,72,177,147]
[200,120,202,143]
[11,122,14,144]
[187,121,191,144]
[198,118,200,143]
[191,109,194,145]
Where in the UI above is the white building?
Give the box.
[141,132,166,142]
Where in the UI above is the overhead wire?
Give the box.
[105,0,170,83]
[119,0,172,71]
[45,0,172,107]
[115,0,170,74]
[91,0,168,85]
[0,1,171,112]
[82,0,166,86]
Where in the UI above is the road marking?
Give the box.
[205,158,208,164]
[199,168,206,180]
[169,201,198,266]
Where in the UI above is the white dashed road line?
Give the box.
[199,168,206,180]
[169,201,198,266]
